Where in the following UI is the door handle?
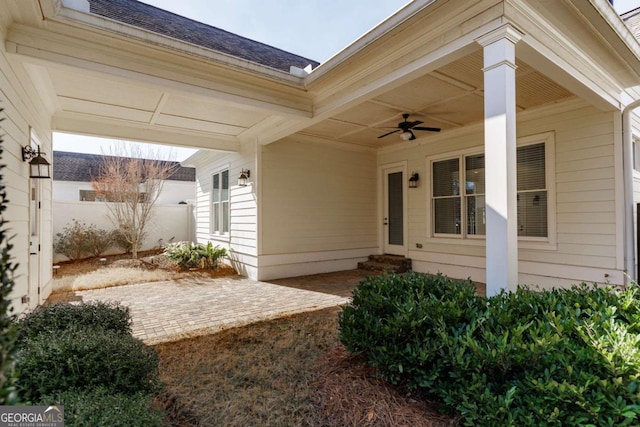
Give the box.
[383,217,388,226]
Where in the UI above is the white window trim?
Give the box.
[426,131,556,250]
[210,167,231,240]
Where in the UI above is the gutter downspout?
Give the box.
[622,100,640,284]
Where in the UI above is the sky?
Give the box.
[53,0,640,161]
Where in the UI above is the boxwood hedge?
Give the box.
[339,272,640,426]
[38,388,165,427]
[15,301,164,425]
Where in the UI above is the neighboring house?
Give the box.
[3,0,640,313]
[51,151,196,261]
[52,151,195,204]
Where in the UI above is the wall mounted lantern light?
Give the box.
[238,169,250,187]
[22,145,51,179]
[408,172,419,188]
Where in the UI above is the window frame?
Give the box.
[210,168,230,237]
[427,132,556,250]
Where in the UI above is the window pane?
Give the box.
[213,203,220,232]
[466,195,486,235]
[222,202,230,233]
[517,143,545,191]
[517,191,547,237]
[465,154,485,195]
[213,174,220,203]
[79,190,96,201]
[221,170,229,201]
[433,159,460,197]
[434,198,461,234]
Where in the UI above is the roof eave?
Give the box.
[578,0,640,85]
[305,0,433,85]
[51,3,308,87]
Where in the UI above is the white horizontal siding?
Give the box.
[190,141,258,278]
[0,38,54,312]
[379,100,621,286]
[261,136,377,255]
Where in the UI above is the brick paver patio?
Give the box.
[75,275,349,345]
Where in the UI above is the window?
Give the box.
[431,142,547,239]
[79,190,147,202]
[211,170,229,234]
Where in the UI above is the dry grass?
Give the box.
[52,267,179,292]
[156,308,455,427]
[51,251,238,293]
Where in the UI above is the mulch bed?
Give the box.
[312,346,457,427]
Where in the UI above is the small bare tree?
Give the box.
[91,143,177,259]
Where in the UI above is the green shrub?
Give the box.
[39,388,165,427]
[163,241,227,269]
[340,272,484,387]
[339,273,640,426]
[17,302,131,340]
[54,219,113,260]
[16,327,160,401]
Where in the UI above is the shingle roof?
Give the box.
[87,0,319,73]
[622,7,640,40]
[53,151,196,182]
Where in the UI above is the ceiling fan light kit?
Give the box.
[378,113,441,141]
[400,131,413,141]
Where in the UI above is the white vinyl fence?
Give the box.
[53,201,195,262]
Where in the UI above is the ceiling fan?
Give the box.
[378,113,441,141]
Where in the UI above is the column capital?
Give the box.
[476,24,523,47]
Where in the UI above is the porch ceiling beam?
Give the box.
[53,112,240,152]
[5,23,313,118]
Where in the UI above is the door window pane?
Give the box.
[388,172,403,245]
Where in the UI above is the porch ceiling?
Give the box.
[21,61,277,151]
[22,45,575,151]
[298,48,575,148]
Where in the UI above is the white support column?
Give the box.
[476,25,522,296]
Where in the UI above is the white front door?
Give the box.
[28,179,40,307]
[383,166,406,255]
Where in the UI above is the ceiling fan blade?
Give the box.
[413,126,441,132]
[378,129,401,139]
[408,120,423,127]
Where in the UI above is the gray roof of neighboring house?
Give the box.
[622,7,640,39]
[53,151,196,182]
[87,0,319,73]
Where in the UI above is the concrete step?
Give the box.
[367,254,410,267]
[357,260,410,274]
